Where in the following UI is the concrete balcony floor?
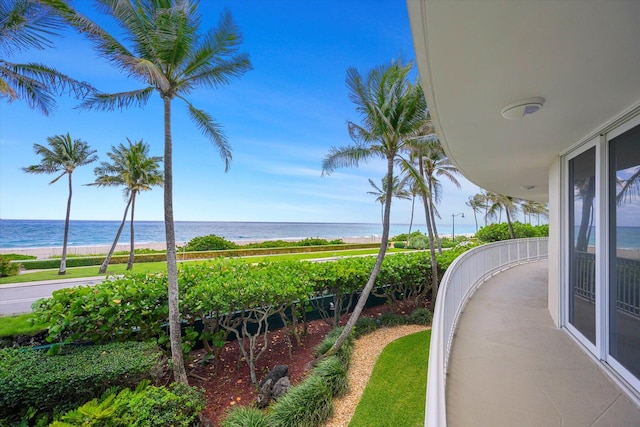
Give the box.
[446,261,640,426]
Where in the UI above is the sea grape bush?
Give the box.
[475,222,549,242]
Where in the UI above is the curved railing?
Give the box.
[425,238,549,427]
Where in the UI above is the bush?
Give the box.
[379,312,407,327]
[0,341,163,422]
[475,222,548,242]
[51,380,205,427]
[0,256,20,277]
[222,406,270,427]
[353,316,379,338]
[182,234,239,251]
[407,234,430,249]
[313,356,349,397]
[408,307,433,325]
[269,374,334,427]
[392,241,406,249]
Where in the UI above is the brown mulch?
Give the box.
[185,304,400,426]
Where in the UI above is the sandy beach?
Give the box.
[0,236,383,259]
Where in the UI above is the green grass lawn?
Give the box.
[349,330,431,427]
[0,248,406,285]
[0,313,45,337]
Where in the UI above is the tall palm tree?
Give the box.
[322,59,426,355]
[420,141,461,253]
[0,0,93,115]
[87,139,163,273]
[466,193,485,232]
[486,192,521,239]
[367,176,411,223]
[22,133,97,274]
[46,0,252,384]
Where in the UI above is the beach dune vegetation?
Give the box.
[22,133,98,275]
[46,0,253,384]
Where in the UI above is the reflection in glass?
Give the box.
[609,126,640,378]
[568,147,596,344]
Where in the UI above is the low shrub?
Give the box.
[222,406,270,427]
[390,231,424,242]
[0,256,20,277]
[408,307,433,325]
[475,222,548,242]
[182,234,239,251]
[392,241,406,249]
[353,316,379,338]
[269,374,334,427]
[0,341,163,422]
[408,234,430,250]
[50,380,205,427]
[313,356,349,397]
[379,312,407,327]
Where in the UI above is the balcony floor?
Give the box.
[446,261,640,426]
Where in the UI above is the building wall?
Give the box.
[548,155,561,327]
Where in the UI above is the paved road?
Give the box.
[0,277,106,316]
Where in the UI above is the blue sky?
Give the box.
[0,0,483,226]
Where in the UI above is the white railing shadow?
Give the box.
[425,238,549,427]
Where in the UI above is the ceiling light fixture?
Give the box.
[501,97,545,120]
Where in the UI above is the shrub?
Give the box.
[407,234,430,249]
[408,307,433,325]
[475,222,549,242]
[392,241,406,249]
[269,374,334,427]
[353,316,379,338]
[0,253,36,261]
[0,256,20,277]
[0,341,163,422]
[182,234,239,251]
[379,312,407,327]
[313,356,349,397]
[51,380,205,427]
[390,231,424,242]
[222,407,270,427]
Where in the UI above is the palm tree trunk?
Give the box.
[60,172,72,275]
[419,158,439,309]
[506,207,516,239]
[407,194,415,238]
[427,180,442,254]
[127,192,136,270]
[164,96,188,385]
[99,195,132,274]
[326,156,394,356]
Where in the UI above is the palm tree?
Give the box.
[466,194,485,232]
[87,139,163,273]
[322,59,426,355]
[0,0,93,115]
[486,192,521,239]
[46,0,252,384]
[420,141,461,253]
[367,176,411,223]
[22,133,97,274]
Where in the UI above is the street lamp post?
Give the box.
[452,212,464,241]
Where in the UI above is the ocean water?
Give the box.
[0,219,479,249]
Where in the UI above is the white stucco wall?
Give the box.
[548,155,561,327]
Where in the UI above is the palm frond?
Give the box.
[79,87,153,111]
[183,99,232,172]
[0,0,63,54]
[321,144,378,176]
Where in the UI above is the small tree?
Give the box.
[22,133,97,274]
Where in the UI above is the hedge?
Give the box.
[17,243,381,270]
[0,341,164,422]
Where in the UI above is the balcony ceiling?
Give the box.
[408,1,640,201]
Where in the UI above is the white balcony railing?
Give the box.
[425,238,549,427]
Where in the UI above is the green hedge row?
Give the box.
[475,222,549,242]
[17,243,381,270]
[0,341,164,422]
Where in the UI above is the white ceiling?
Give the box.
[407,0,640,202]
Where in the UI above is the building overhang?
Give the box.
[407,0,640,201]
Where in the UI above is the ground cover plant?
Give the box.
[0,341,164,424]
[349,330,431,427]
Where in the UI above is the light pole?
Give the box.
[452,212,464,241]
